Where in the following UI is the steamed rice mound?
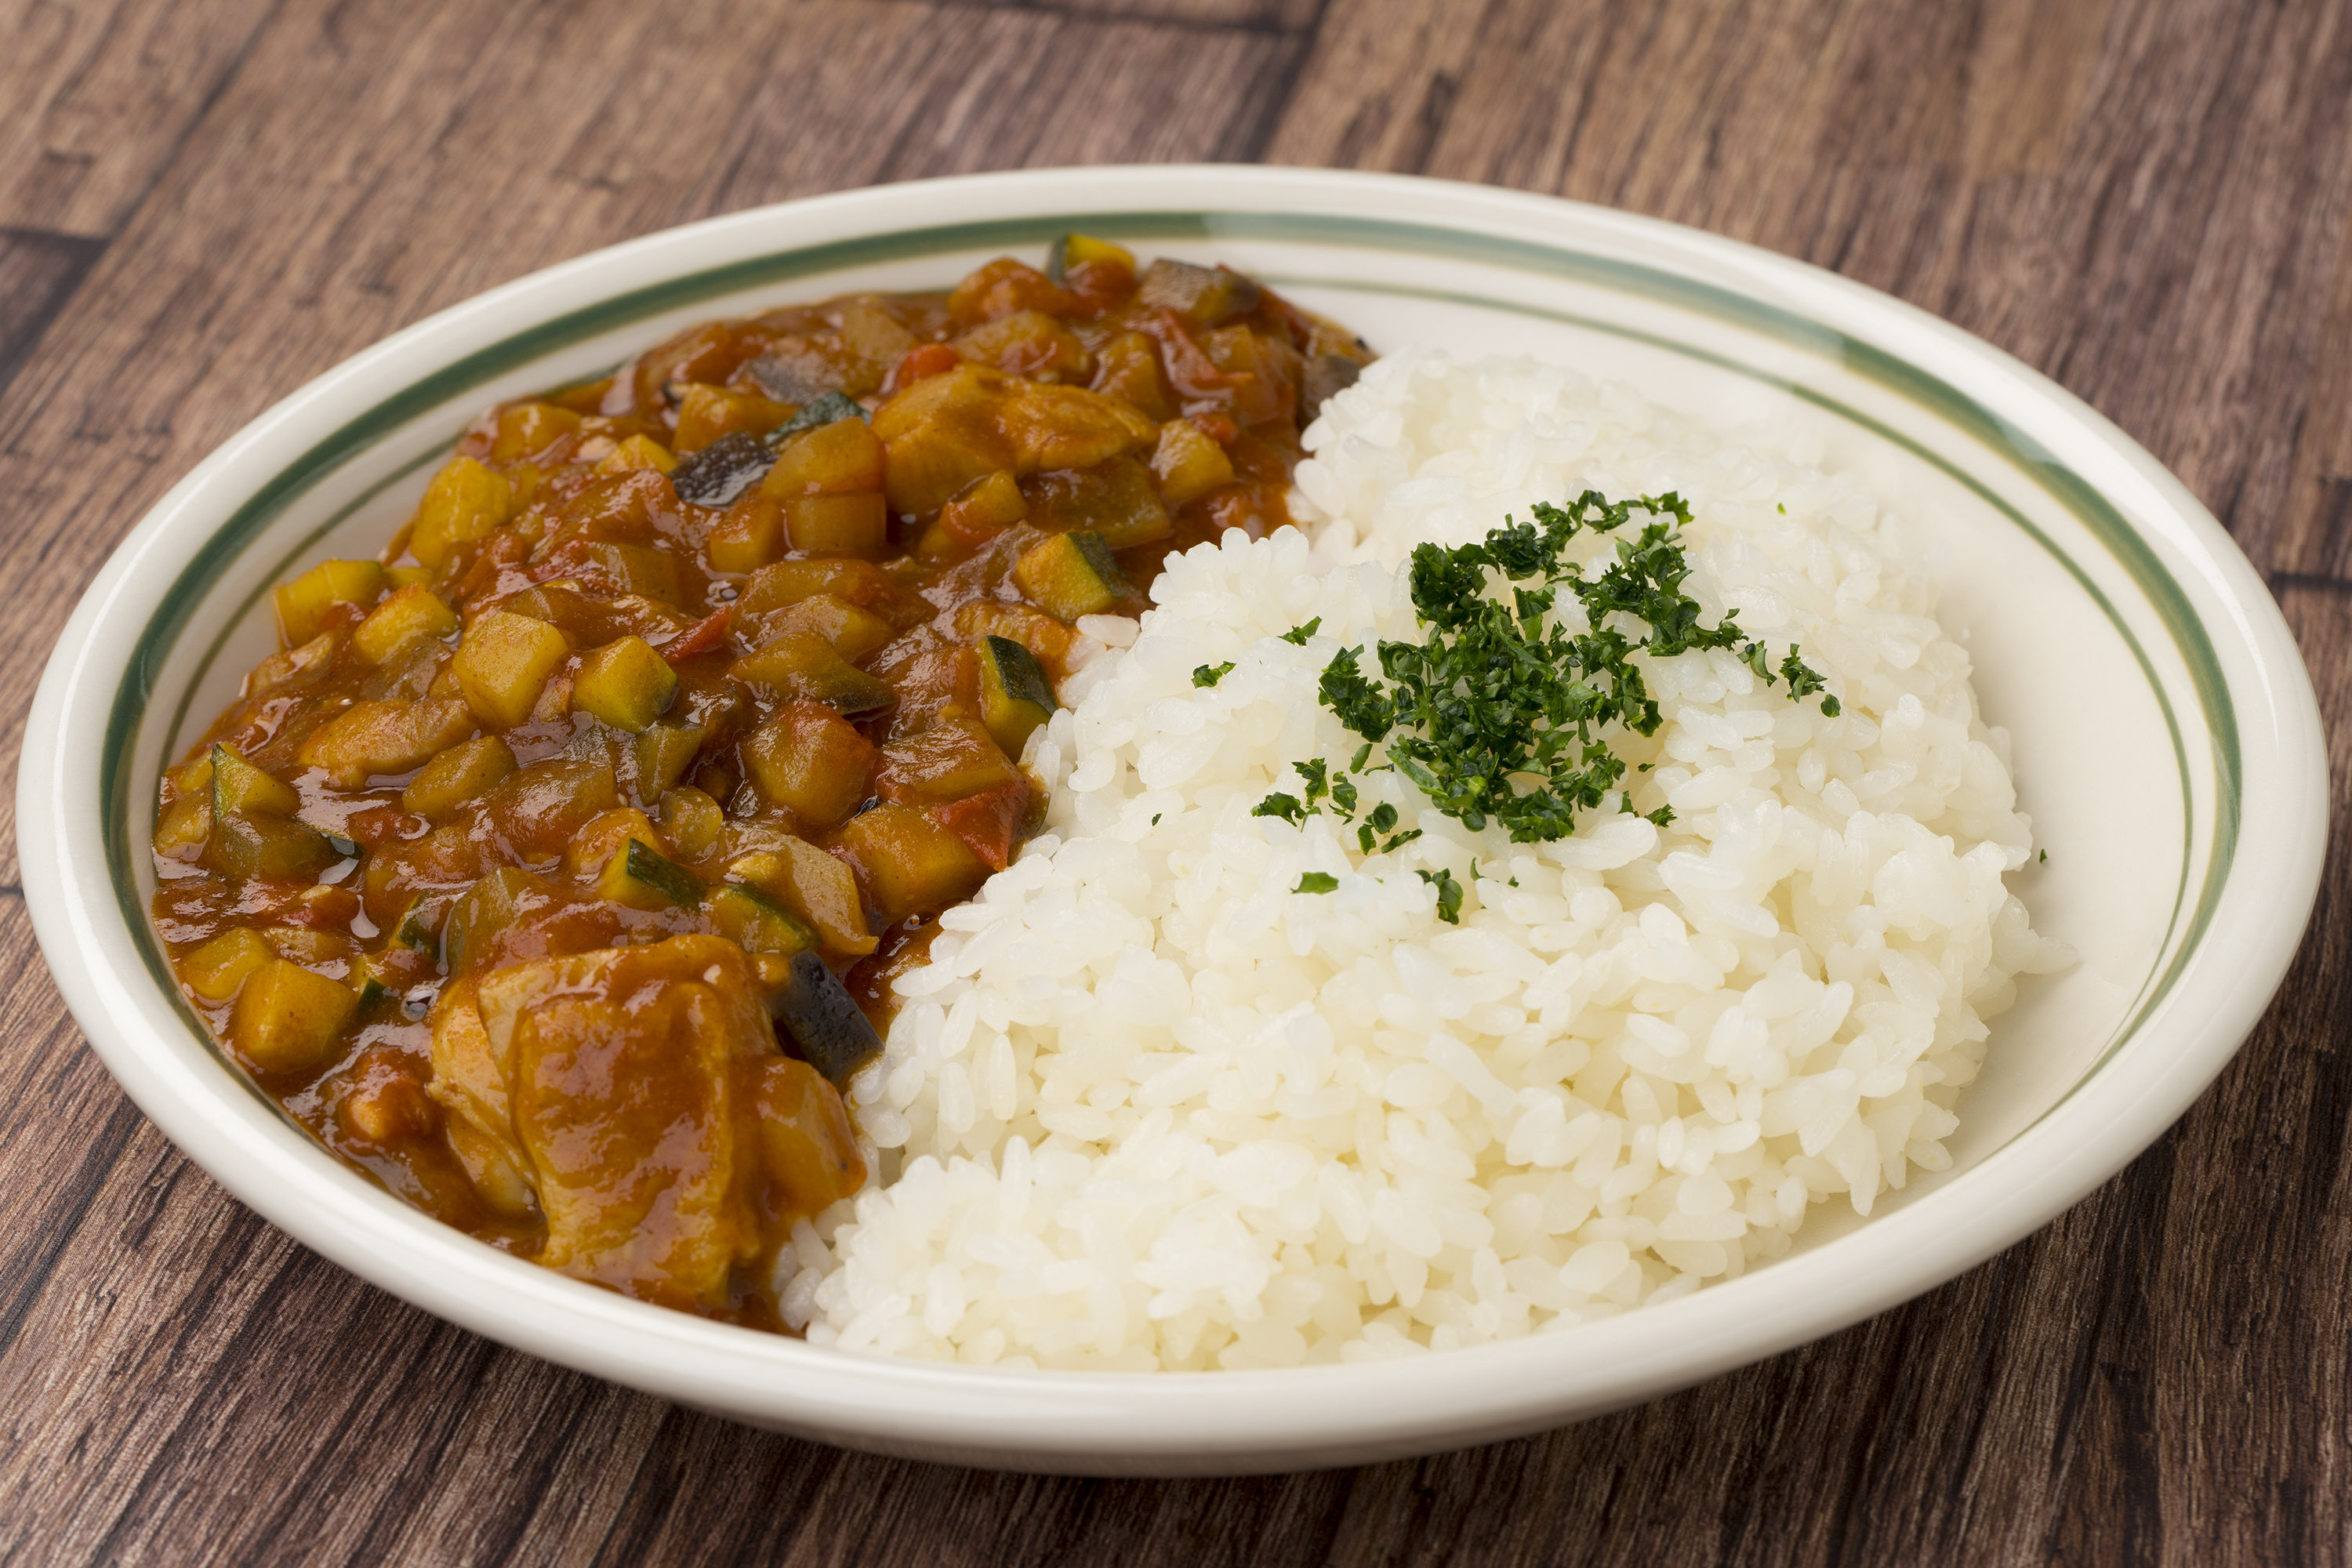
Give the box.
[791,350,2072,1370]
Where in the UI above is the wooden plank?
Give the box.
[0,229,104,405]
[0,0,280,238]
[936,0,1324,31]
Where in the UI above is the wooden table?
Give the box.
[2,1,2345,1561]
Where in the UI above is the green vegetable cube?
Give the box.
[572,635,679,732]
[210,744,299,817]
[1012,530,1127,622]
[706,882,816,957]
[976,635,1056,758]
[598,837,704,910]
[731,634,895,717]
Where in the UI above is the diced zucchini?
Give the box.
[1300,351,1363,425]
[706,881,817,957]
[228,958,358,1076]
[761,414,887,498]
[976,635,1056,758]
[702,494,784,572]
[564,806,666,882]
[1137,257,1262,327]
[210,744,300,817]
[953,601,1076,670]
[572,636,679,732]
[771,949,884,1087]
[353,583,459,665]
[1000,381,1159,474]
[1012,530,1127,621]
[394,898,439,953]
[780,492,888,557]
[835,802,989,925]
[630,720,707,800]
[754,1056,866,1223]
[876,715,1018,806]
[598,837,703,910]
[274,559,387,648]
[401,734,516,819]
[1044,232,1136,284]
[441,866,537,976]
[671,430,774,509]
[593,433,677,475]
[728,840,877,956]
[735,559,903,641]
[762,593,896,662]
[1019,456,1170,549]
[731,634,895,717]
[453,609,572,729]
[409,456,513,570]
[741,700,878,829]
[764,390,865,445]
[205,811,336,880]
[1149,417,1236,506]
[295,698,476,789]
[181,928,278,1003]
[659,785,724,860]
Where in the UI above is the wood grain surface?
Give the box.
[1,0,2346,1562]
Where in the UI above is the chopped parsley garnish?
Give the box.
[1416,867,1463,924]
[1192,662,1235,688]
[1281,617,1322,645]
[1263,491,1838,846]
[1293,871,1339,895]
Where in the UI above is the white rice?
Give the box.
[793,350,2073,1370]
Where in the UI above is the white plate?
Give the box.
[18,166,2325,1474]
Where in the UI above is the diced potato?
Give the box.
[951,310,1092,383]
[731,634,895,717]
[762,593,896,662]
[673,383,795,455]
[781,492,888,557]
[938,470,1027,551]
[454,609,572,729]
[572,636,679,732]
[410,456,514,570]
[835,803,989,924]
[401,734,517,819]
[1013,530,1127,622]
[1089,331,1175,420]
[296,698,476,789]
[353,584,459,665]
[976,635,1056,759]
[181,928,277,1003]
[703,494,784,574]
[876,715,1018,806]
[1150,418,1236,506]
[596,434,677,475]
[953,601,1076,670]
[659,786,724,860]
[564,806,666,882]
[1020,455,1169,549]
[571,541,684,604]
[754,1056,866,1223]
[762,415,886,499]
[210,744,300,817]
[488,401,583,464]
[999,381,1158,474]
[153,795,212,860]
[705,882,815,957]
[385,565,437,591]
[229,958,358,1076]
[481,758,622,857]
[741,699,877,829]
[274,559,387,648]
[597,837,703,911]
[947,259,1073,327]
[728,840,877,956]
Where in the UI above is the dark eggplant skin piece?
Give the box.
[671,430,773,506]
[775,948,884,1087]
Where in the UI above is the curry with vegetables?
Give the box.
[149,239,1372,1327]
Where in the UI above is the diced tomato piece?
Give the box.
[662,605,733,664]
[933,779,1030,872]
[1188,411,1240,446]
[884,343,965,397]
[1134,310,1231,401]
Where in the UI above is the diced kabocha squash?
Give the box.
[754,1056,866,1222]
[353,584,459,665]
[658,786,724,860]
[629,720,706,800]
[727,842,877,956]
[180,927,278,1003]
[1149,418,1236,506]
[564,806,666,882]
[1045,232,1137,284]
[705,881,817,957]
[873,364,1158,516]
[488,401,583,464]
[1012,530,1128,622]
[152,795,212,860]
[769,949,885,1088]
[409,456,513,570]
[731,635,895,718]
[741,699,877,829]
[228,958,358,1076]
[760,593,896,662]
[953,601,1076,670]
[210,744,300,817]
[572,636,679,732]
[453,610,572,728]
[481,758,623,858]
[836,802,989,925]
[401,734,517,819]
[596,434,677,476]
[274,559,386,648]
[441,866,539,977]
[1021,456,1170,549]
[296,699,476,789]
[876,714,1018,806]
[672,383,795,456]
[781,492,888,557]
[1136,258,1261,328]
[702,492,784,572]
[936,470,1027,552]
[976,635,1056,758]
[937,779,1031,872]
[601,838,705,911]
[205,746,332,880]
[760,413,886,499]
